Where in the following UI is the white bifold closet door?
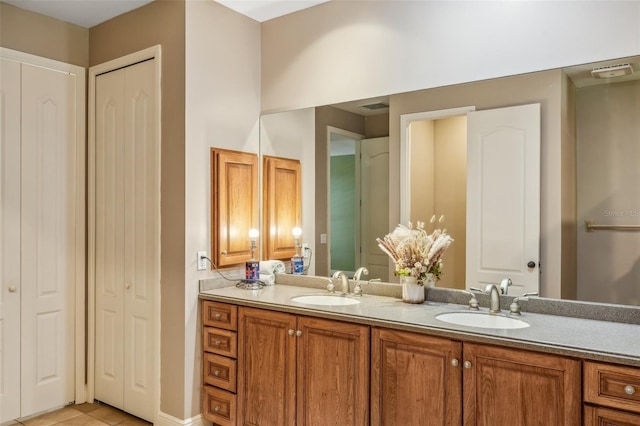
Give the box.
[94,58,158,422]
[1,57,78,422]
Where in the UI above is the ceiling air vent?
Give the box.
[361,102,389,110]
[591,63,633,79]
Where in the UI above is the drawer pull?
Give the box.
[214,405,220,412]
[451,358,459,367]
[625,385,635,395]
[214,370,220,377]
[214,340,221,346]
[214,313,221,320]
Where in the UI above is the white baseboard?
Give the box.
[157,412,207,426]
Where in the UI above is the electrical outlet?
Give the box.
[301,243,310,259]
[197,251,207,271]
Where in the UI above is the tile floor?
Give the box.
[7,403,151,426]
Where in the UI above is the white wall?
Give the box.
[576,80,640,306]
[260,108,316,274]
[185,0,261,417]
[261,0,640,113]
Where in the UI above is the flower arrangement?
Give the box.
[376,219,453,283]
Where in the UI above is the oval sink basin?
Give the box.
[435,312,529,329]
[291,295,361,306]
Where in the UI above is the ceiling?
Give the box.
[1,0,329,27]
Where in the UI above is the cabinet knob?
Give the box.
[221,251,227,255]
[288,329,295,336]
[214,405,220,412]
[214,340,221,346]
[296,330,302,337]
[214,370,220,377]
[464,361,472,369]
[214,313,221,320]
[451,358,459,367]
[125,282,131,289]
[8,285,17,293]
[527,261,536,268]
[625,385,635,395]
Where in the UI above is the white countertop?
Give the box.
[200,284,640,367]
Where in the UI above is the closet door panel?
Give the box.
[0,57,21,424]
[94,68,126,409]
[20,63,76,415]
[122,59,157,422]
[94,58,157,422]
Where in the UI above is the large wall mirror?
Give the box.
[259,55,640,307]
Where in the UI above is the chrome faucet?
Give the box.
[332,271,350,295]
[470,284,502,313]
[485,284,501,313]
[352,267,369,296]
[353,267,369,282]
[500,278,512,295]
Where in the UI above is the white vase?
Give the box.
[400,276,425,304]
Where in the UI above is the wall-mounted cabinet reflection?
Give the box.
[262,156,302,261]
[211,148,258,267]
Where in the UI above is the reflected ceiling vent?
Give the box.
[591,63,634,79]
[361,102,389,110]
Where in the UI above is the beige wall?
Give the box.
[0,2,89,67]
[390,69,573,298]
[314,106,365,275]
[433,116,467,290]
[409,117,466,290]
[89,0,187,418]
[576,79,640,306]
[365,113,389,138]
[185,0,261,416]
[260,108,316,276]
[261,1,640,113]
[410,120,434,224]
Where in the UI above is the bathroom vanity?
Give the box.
[199,280,640,425]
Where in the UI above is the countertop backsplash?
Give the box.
[199,273,640,325]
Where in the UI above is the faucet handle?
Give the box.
[353,283,363,296]
[469,286,484,293]
[509,296,530,315]
[462,290,480,310]
[523,292,539,297]
[353,267,369,282]
[326,279,335,293]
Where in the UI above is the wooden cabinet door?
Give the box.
[262,156,302,261]
[237,307,297,426]
[371,328,462,426]
[296,316,370,426]
[463,343,581,426]
[211,148,258,266]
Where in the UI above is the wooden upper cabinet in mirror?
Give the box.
[262,156,302,261]
[211,148,258,267]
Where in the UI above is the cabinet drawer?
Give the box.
[203,301,237,331]
[584,405,640,426]
[585,361,640,413]
[204,327,237,358]
[203,385,236,426]
[204,353,237,392]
